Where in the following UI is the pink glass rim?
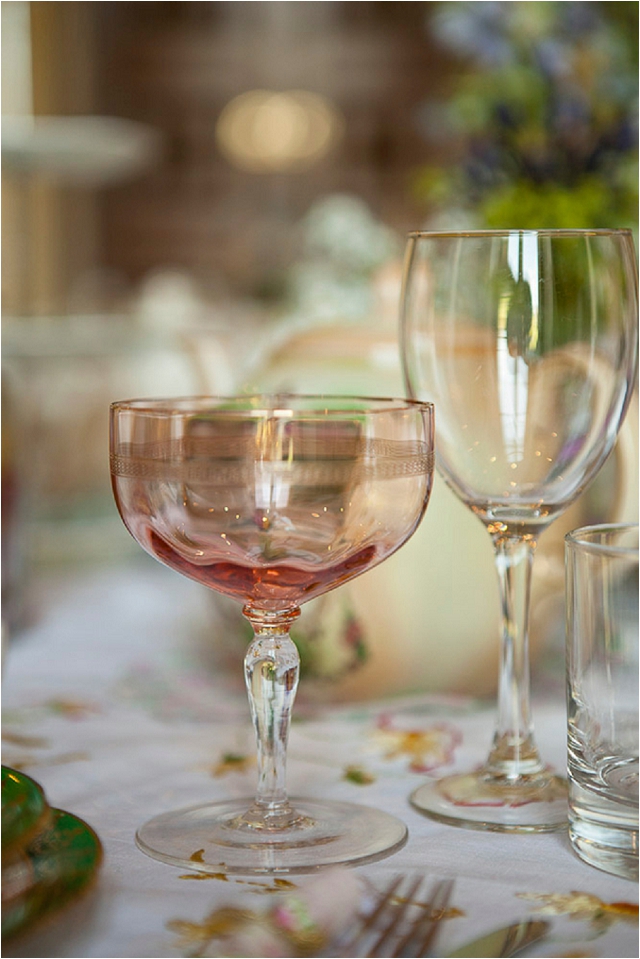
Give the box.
[110,394,434,417]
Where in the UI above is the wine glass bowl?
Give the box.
[401,229,638,832]
[418,326,627,531]
[110,393,434,872]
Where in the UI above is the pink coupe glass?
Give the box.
[110,393,434,873]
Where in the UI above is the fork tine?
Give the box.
[392,878,455,958]
[367,875,425,957]
[338,874,404,957]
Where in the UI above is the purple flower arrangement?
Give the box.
[415,2,638,229]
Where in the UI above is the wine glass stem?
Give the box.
[487,534,545,780]
[242,607,302,828]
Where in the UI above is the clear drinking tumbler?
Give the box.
[566,524,639,880]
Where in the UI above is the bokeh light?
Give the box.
[215,89,344,174]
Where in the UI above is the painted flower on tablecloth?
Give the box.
[169,869,361,957]
[343,765,376,785]
[211,752,255,777]
[46,697,101,719]
[517,891,639,937]
[372,714,461,773]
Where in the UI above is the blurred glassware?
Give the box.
[1,115,162,186]
[1,290,241,570]
[2,111,163,320]
[566,524,639,880]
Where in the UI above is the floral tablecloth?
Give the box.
[2,561,637,957]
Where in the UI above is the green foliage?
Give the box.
[480,177,637,230]
[417,1,638,229]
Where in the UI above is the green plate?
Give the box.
[2,767,51,857]
[2,773,103,941]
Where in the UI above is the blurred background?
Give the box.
[2,2,638,696]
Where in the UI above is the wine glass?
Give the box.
[110,393,434,872]
[400,229,638,832]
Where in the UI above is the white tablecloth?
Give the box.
[2,561,637,957]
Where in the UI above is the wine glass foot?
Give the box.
[410,770,567,833]
[135,798,408,874]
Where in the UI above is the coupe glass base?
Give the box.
[135,798,408,874]
[410,770,568,833]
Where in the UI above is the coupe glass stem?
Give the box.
[240,606,304,830]
[486,533,546,780]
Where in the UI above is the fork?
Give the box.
[335,874,455,958]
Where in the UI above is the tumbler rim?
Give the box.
[565,523,639,558]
